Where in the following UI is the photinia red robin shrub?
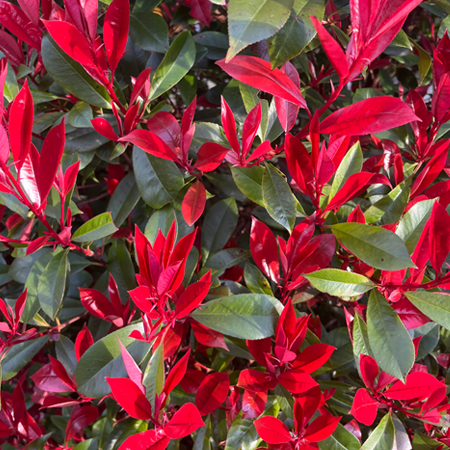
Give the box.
[1,0,450,448]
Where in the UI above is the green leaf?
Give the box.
[396,199,434,253]
[55,335,78,376]
[9,248,51,284]
[205,248,250,278]
[201,198,238,261]
[367,290,414,382]
[37,248,70,319]
[227,0,294,61]
[231,166,265,206]
[193,416,211,450]
[330,142,362,200]
[391,29,413,49]
[150,31,196,99]
[405,291,450,331]
[361,413,395,450]
[2,335,48,380]
[267,0,325,68]
[130,12,169,53]
[21,251,54,323]
[68,101,93,128]
[352,313,373,368]
[24,433,53,450]
[318,423,360,450]
[72,212,118,242]
[41,35,111,108]
[411,40,432,85]
[364,180,411,225]
[244,263,272,295]
[107,173,141,226]
[262,164,296,232]
[133,148,184,209]
[108,240,136,300]
[76,323,150,398]
[191,294,283,340]
[305,269,375,298]
[143,344,164,410]
[72,439,99,450]
[330,223,415,271]
[224,412,259,450]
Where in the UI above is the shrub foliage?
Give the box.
[1,0,450,448]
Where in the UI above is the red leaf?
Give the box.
[196,372,230,415]
[74,323,94,361]
[250,217,280,283]
[350,388,378,426]
[359,355,379,391]
[18,0,39,26]
[246,140,272,164]
[275,62,300,132]
[182,181,207,226]
[347,205,365,223]
[63,161,80,196]
[384,372,445,401]
[278,369,318,394]
[0,30,24,66]
[320,97,419,136]
[164,403,205,439]
[118,430,170,450]
[43,20,95,68]
[106,377,152,420]
[9,79,33,169]
[242,390,267,419]
[428,201,450,273]
[131,68,152,105]
[220,97,240,154]
[191,320,229,351]
[119,129,178,161]
[0,2,41,49]
[104,0,130,73]
[292,344,335,374]
[432,73,450,122]
[66,405,99,442]
[0,124,9,166]
[217,56,308,109]
[238,369,278,393]
[325,172,374,212]
[285,133,314,197]
[254,416,292,444]
[91,118,119,141]
[311,17,348,79]
[38,118,66,203]
[411,140,449,197]
[79,287,112,321]
[242,102,262,159]
[189,0,212,26]
[303,415,341,442]
[118,339,143,391]
[31,362,76,393]
[180,369,206,394]
[195,142,229,172]
[146,111,180,151]
[164,350,191,396]
[175,276,211,319]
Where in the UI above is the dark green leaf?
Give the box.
[143,344,164,410]
[73,212,118,242]
[267,0,325,68]
[107,173,141,227]
[150,31,196,99]
[318,423,360,450]
[68,101,93,128]
[262,164,296,232]
[24,433,53,450]
[201,198,238,261]
[76,323,150,398]
[205,248,250,277]
[41,35,111,108]
[227,0,294,61]
[231,166,264,206]
[2,336,48,380]
[130,12,169,53]
[133,148,184,209]
[38,248,70,319]
[72,439,99,450]
[330,142,362,200]
[367,290,414,382]
[108,240,137,300]
[330,223,415,271]
[191,294,283,340]
[244,263,272,295]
